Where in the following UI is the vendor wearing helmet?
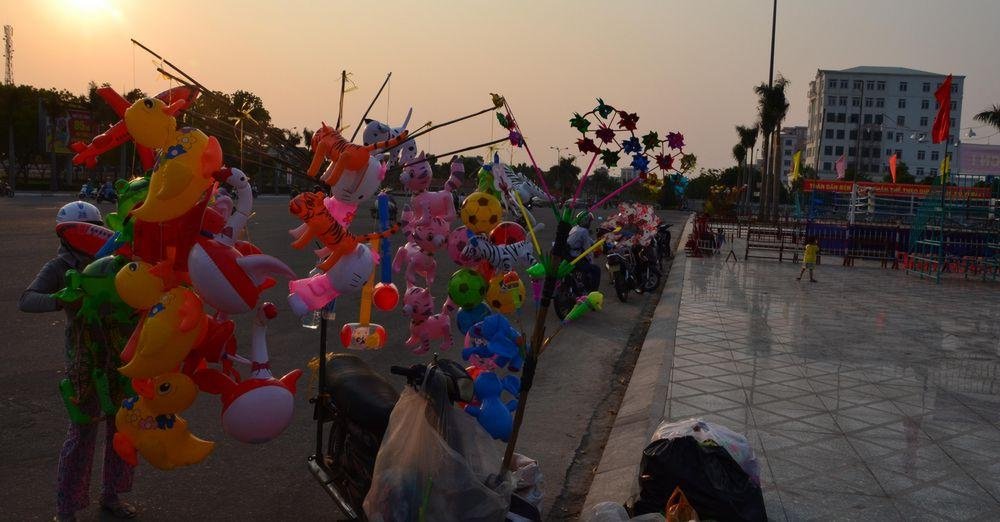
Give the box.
[567,211,602,292]
[18,201,137,521]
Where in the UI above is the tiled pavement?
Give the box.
[667,247,1000,520]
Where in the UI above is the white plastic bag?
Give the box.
[363,386,511,521]
[650,418,760,485]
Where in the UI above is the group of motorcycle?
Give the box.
[77,181,118,203]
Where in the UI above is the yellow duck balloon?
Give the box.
[115,261,166,310]
[113,373,214,470]
[119,287,207,379]
[125,97,223,223]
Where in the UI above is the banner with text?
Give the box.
[803,179,991,199]
[958,143,1000,176]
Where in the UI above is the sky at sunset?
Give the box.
[6,0,1000,172]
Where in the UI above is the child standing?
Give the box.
[797,236,819,283]
[19,202,136,521]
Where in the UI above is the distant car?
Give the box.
[369,194,399,222]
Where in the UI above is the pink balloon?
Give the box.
[322,196,358,228]
[447,226,477,267]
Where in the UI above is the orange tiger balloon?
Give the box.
[306,123,410,187]
[289,191,399,272]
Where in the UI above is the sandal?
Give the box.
[101,500,138,519]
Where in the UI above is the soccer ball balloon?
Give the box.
[460,192,502,234]
[448,268,488,310]
[485,271,525,314]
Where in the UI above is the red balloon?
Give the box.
[372,283,399,311]
[489,221,527,245]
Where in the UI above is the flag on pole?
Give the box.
[940,153,951,184]
[835,154,847,180]
[788,150,802,185]
[931,75,953,144]
[889,153,898,183]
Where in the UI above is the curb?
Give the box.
[582,214,693,512]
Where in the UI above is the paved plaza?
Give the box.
[667,245,1000,520]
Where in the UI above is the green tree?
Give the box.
[974,104,1000,133]
[843,166,871,182]
[881,160,914,183]
[753,76,789,217]
[543,156,580,198]
[685,168,722,200]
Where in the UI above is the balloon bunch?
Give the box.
[601,203,662,248]
[63,89,303,470]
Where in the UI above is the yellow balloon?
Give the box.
[114,372,214,470]
[460,191,503,234]
[125,97,222,223]
[485,271,525,314]
[115,261,165,310]
[119,287,206,379]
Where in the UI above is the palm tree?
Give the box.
[736,124,759,211]
[974,105,1000,133]
[753,75,790,219]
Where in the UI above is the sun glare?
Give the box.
[60,0,124,21]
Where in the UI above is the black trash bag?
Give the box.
[633,436,766,521]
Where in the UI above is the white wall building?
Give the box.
[804,66,964,181]
[778,126,807,183]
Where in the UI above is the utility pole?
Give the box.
[762,0,777,218]
[4,25,14,191]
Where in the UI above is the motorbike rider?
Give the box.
[567,211,601,292]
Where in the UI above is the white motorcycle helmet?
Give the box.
[56,201,103,225]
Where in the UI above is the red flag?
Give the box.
[931,75,953,144]
[889,153,898,183]
[834,155,847,180]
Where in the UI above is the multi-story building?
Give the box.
[804,66,964,181]
[778,126,807,183]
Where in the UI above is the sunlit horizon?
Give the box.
[7,0,1000,172]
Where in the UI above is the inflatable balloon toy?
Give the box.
[447,226,478,267]
[71,85,199,171]
[462,232,536,273]
[321,196,358,228]
[456,302,490,335]
[392,241,437,288]
[445,155,466,193]
[306,123,409,190]
[447,267,488,310]
[401,286,458,355]
[460,191,503,234]
[462,314,524,372]
[125,96,223,223]
[113,372,215,470]
[289,191,398,272]
[489,221,527,245]
[340,239,388,350]
[56,221,133,260]
[119,287,234,379]
[53,255,133,324]
[485,271,526,314]
[372,193,399,311]
[464,372,521,442]
[105,177,150,244]
[362,108,415,165]
[400,152,433,194]
[193,303,303,444]
[287,243,375,317]
[404,214,450,253]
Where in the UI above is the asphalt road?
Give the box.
[0,194,688,521]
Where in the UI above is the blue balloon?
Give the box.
[456,302,490,334]
[464,372,520,441]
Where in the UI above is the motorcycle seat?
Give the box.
[324,354,400,438]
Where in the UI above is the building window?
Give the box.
[872,148,881,158]
[850,114,859,123]
[876,98,885,108]
[899,81,908,91]
[865,98,873,107]
[920,117,928,126]
[824,161,832,170]
[867,80,875,90]
[935,100,940,109]
[837,113,846,122]
[950,118,955,127]
[839,96,847,106]
[952,84,958,93]
[930,168,937,176]
[886,148,893,156]
[916,167,924,176]
[917,150,926,160]
[895,149,903,158]
[849,147,856,156]
[864,114,873,124]
[877,81,886,90]
[828,79,837,89]
[826,112,836,122]
[827,95,836,106]
[783,159,791,167]
[853,80,862,89]
[897,115,905,126]
[875,114,883,124]
[898,98,906,109]
[896,134,903,143]
[873,131,882,141]
[852,97,861,107]
[861,147,869,158]
[931,151,939,161]
[950,101,957,110]
[886,132,894,141]
[824,146,833,156]
[922,82,930,92]
[835,146,844,155]
[921,99,930,110]
[849,130,858,140]
[825,129,834,139]
[840,80,848,88]
[785,139,792,146]
[836,129,845,139]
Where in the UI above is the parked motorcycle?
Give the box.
[307,353,539,520]
[553,265,590,320]
[0,180,13,198]
[656,223,672,262]
[634,242,661,293]
[96,182,117,203]
[78,183,97,200]
[605,243,638,303]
